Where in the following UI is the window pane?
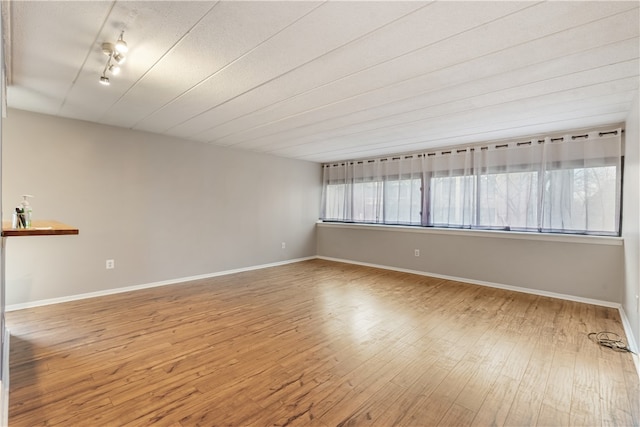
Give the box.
[384,178,422,224]
[542,166,617,234]
[352,181,382,222]
[430,175,475,226]
[324,184,345,220]
[478,171,538,230]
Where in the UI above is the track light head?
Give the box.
[115,31,128,53]
[108,64,121,75]
[99,75,110,86]
[101,42,114,56]
[113,53,126,65]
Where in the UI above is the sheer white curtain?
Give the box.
[321,128,622,235]
[321,155,423,225]
[427,138,543,230]
[540,130,621,233]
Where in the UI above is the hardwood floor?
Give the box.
[6,259,639,426]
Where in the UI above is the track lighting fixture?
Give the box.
[98,31,129,86]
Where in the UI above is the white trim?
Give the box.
[317,255,620,308]
[316,221,623,246]
[619,307,640,379]
[6,256,316,312]
[0,328,9,427]
[18,252,618,312]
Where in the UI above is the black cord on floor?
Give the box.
[588,331,636,354]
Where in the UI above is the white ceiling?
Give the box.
[5,1,640,163]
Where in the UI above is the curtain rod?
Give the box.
[323,128,623,167]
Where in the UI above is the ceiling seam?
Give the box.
[57,0,117,115]
[253,76,638,155]
[208,5,638,147]
[281,100,636,158]
[265,66,640,155]
[218,37,640,151]
[287,81,638,159]
[126,0,329,130]
[97,1,222,121]
[303,118,629,163]
[301,111,629,162]
[8,1,638,164]
[294,105,634,160]
[221,46,639,151]
[151,1,437,134]
[192,1,553,142]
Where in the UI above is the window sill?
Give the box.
[316,221,623,246]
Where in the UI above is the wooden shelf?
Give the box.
[2,220,79,237]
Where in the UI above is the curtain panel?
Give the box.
[321,128,622,236]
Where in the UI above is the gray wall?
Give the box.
[317,223,623,303]
[623,92,640,347]
[2,109,320,306]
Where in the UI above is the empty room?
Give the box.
[0,0,638,426]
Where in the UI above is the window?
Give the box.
[429,171,540,230]
[430,175,475,227]
[352,181,382,223]
[542,165,618,234]
[323,177,421,224]
[323,183,346,221]
[477,170,539,230]
[321,129,622,236]
[384,178,422,225]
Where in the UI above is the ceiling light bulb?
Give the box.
[109,64,121,75]
[99,75,110,86]
[113,53,126,65]
[115,32,128,53]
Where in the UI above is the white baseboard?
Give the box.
[8,254,621,311]
[6,256,316,312]
[317,256,620,308]
[619,307,640,379]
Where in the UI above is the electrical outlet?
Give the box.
[106,259,115,269]
[281,242,286,249]
[414,249,420,257]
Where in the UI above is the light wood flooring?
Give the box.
[6,259,640,426]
